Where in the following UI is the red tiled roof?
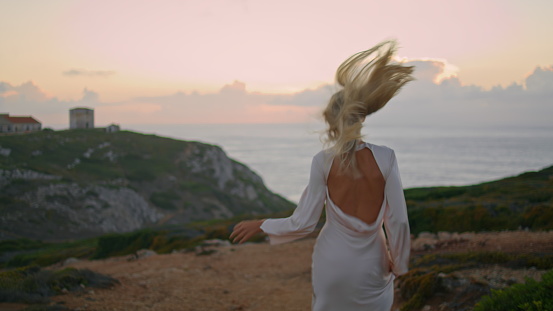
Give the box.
[5,116,40,124]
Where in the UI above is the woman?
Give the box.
[230,40,413,311]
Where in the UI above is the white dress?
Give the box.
[260,142,411,311]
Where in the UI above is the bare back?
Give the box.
[327,148,385,225]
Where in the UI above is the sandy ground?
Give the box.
[2,230,553,311]
[57,240,315,311]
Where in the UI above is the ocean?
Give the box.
[125,123,553,203]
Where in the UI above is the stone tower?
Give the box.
[69,107,94,129]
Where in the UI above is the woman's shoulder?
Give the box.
[313,149,330,164]
[366,142,395,156]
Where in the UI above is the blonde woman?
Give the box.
[230,40,413,311]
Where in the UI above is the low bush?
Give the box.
[0,265,118,304]
[474,269,553,311]
[0,239,46,254]
[5,244,95,269]
[399,269,443,311]
[93,230,158,259]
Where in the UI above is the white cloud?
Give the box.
[0,83,100,124]
[525,66,553,93]
[1,62,552,127]
[62,69,116,77]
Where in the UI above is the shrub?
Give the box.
[93,230,158,259]
[0,265,118,303]
[0,239,46,254]
[399,269,443,311]
[5,244,95,269]
[474,269,553,311]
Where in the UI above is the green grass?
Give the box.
[0,130,189,182]
[0,239,46,254]
[404,165,553,234]
[474,269,553,311]
[4,239,96,269]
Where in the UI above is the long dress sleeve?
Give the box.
[260,152,326,245]
[383,150,411,276]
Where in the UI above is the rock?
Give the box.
[437,232,451,240]
[0,146,11,157]
[195,246,218,256]
[450,232,461,241]
[203,239,231,247]
[63,257,80,266]
[136,249,157,259]
[411,238,438,251]
[459,232,475,240]
[21,183,164,234]
[418,232,437,239]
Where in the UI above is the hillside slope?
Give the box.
[405,165,553,234]
[0,129,294,241]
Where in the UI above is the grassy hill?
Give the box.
[405,165,553,234]
[0,129,294,241]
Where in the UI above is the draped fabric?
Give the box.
[261,142,410,311]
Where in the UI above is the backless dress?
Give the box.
[260,142,411,311]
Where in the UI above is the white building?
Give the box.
[0,114,42,133]
[70,107,94,129]
[105,124,120,133]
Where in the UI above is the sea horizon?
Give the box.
[47,122,553,203]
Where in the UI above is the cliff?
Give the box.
[0,129,294,241]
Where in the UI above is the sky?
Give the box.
[0,0,552,127]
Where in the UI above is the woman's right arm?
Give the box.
[259,153,327,245]
[383,150,411,276]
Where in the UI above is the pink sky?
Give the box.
[0,0,552,126]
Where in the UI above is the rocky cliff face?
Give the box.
[0,130,294,241]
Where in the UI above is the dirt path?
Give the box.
[4,230,552,311]
[55,240,315,311]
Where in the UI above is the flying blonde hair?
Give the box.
[323,40,414,176]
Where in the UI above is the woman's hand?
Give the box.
[230,219,265,244]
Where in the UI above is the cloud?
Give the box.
[268,85,335,107]
[80,88,100,105]
[1,61,552,127]
[0,83,103,124]
[62,69,116,77]
[371,62,553,126]
[525,66,553,93]
[129,81,319,124]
